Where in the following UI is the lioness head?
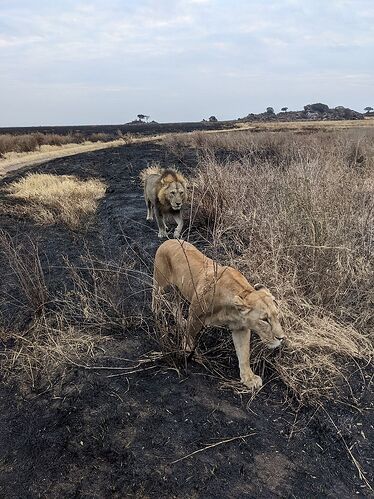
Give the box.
[234,284,285,349]
[158,170,187,210]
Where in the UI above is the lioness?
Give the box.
[153,239,285,389]
[140,166,188,239]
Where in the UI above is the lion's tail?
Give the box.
[139,164,162,185]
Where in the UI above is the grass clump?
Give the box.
[7,173,106,229]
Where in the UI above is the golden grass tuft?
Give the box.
[7,173,106,229]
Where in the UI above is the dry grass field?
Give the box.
[0,121,373,497]
[164,126,374,402]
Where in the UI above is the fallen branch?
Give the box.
[170,432,256,465]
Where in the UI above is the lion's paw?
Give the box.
[242,374,262,390]
[158,231,168,239]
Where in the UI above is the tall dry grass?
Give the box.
[7,173,106,229]
[0,238,141,386]
[166,128,374,402]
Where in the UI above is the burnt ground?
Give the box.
[0,120,233,138]
[0,140,373,498]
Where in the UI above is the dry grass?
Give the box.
[0,237,142,386]
[0,231,48,315]
[164,127,374,402]
[0,132,116,156]
[7,173,106,229]
[0,320,108,388]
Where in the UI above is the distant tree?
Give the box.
[364,106,373,113]
[266,107,275,114]
[209,115,218,122]
[137,114,146,122]
[304,103,329,114]
[281,107,288,112]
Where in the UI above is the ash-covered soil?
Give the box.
[0,140,373,498]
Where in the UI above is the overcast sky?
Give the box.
[1,0,373,126]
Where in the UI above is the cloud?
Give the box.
[0,0,373,125]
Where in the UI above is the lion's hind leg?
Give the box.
[151,263,170,313]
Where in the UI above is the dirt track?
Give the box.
[0,140,373,498]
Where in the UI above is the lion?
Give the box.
[152,239,285,389]
[140,165,188,239]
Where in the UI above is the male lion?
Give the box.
[140,166,188,239]
[153,239,285,389]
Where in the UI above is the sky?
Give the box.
[0,0,373,126]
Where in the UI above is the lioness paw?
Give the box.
[174,230,181,239]
[242,375,262,390]
[158,231,167,239]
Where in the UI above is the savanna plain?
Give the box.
[0,121,373,498]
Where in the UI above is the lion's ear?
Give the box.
[254,283,267,291]
[254,283,276,302]
[233,295,251,314]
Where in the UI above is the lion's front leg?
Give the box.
[231,329,262,389]
[173,211,184,239]
[154,208,168,238]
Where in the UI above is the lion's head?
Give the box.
[157,170,188,211]
[233,284,285,349]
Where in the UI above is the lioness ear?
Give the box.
[233,295,251,314]
[254,283,276,302]
[254,283,266,291]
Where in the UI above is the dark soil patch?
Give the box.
[0,141,373,498]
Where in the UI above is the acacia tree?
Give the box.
[364,106,373,113]
[137,114,146,122]
[266,107,275,114]
[281,107,288,112]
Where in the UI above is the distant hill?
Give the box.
[240,103,364,122]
